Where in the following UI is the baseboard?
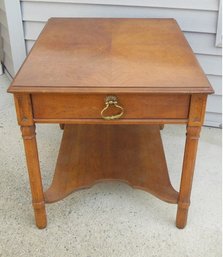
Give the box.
[204,120,222,128]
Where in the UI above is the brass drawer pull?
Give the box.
[101,96,124,120]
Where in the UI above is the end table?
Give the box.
[8,18,213,229]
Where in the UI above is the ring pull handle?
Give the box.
[101,96,124,120]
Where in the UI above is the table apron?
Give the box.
[31,93,190,122]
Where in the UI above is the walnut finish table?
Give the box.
[8,18,213,229]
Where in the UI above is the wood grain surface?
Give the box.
[8,18,213,94]
[45,124,178,204]
[32,93,190,120]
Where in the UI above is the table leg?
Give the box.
[159,124,164,130]
[59,124,65,130]
[176,126,201,229]
[21,125,47,229]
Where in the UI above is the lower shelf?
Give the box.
[44,124,178,204]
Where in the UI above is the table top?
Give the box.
[8,18,213,94]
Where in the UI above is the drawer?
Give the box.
[31,93,190,120]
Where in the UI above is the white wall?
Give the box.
[8,0,223,127]
[0,0,14,76]
[0,0,26,77]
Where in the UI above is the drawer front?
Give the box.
[32,93,190,120]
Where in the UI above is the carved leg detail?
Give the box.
[21,125,47,229]
[176,126,201,229]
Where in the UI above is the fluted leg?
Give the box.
[21,125,47,229]
[176,126,201,229]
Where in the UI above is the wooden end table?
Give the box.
[8,18,213,229]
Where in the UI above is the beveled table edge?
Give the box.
[7,86,214,94]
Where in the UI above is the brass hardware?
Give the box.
[101,96,124,120]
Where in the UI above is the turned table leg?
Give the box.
[21,125,47,229]
[176,126,201,229]
[159,124,164,130]
[59,124,65,130]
